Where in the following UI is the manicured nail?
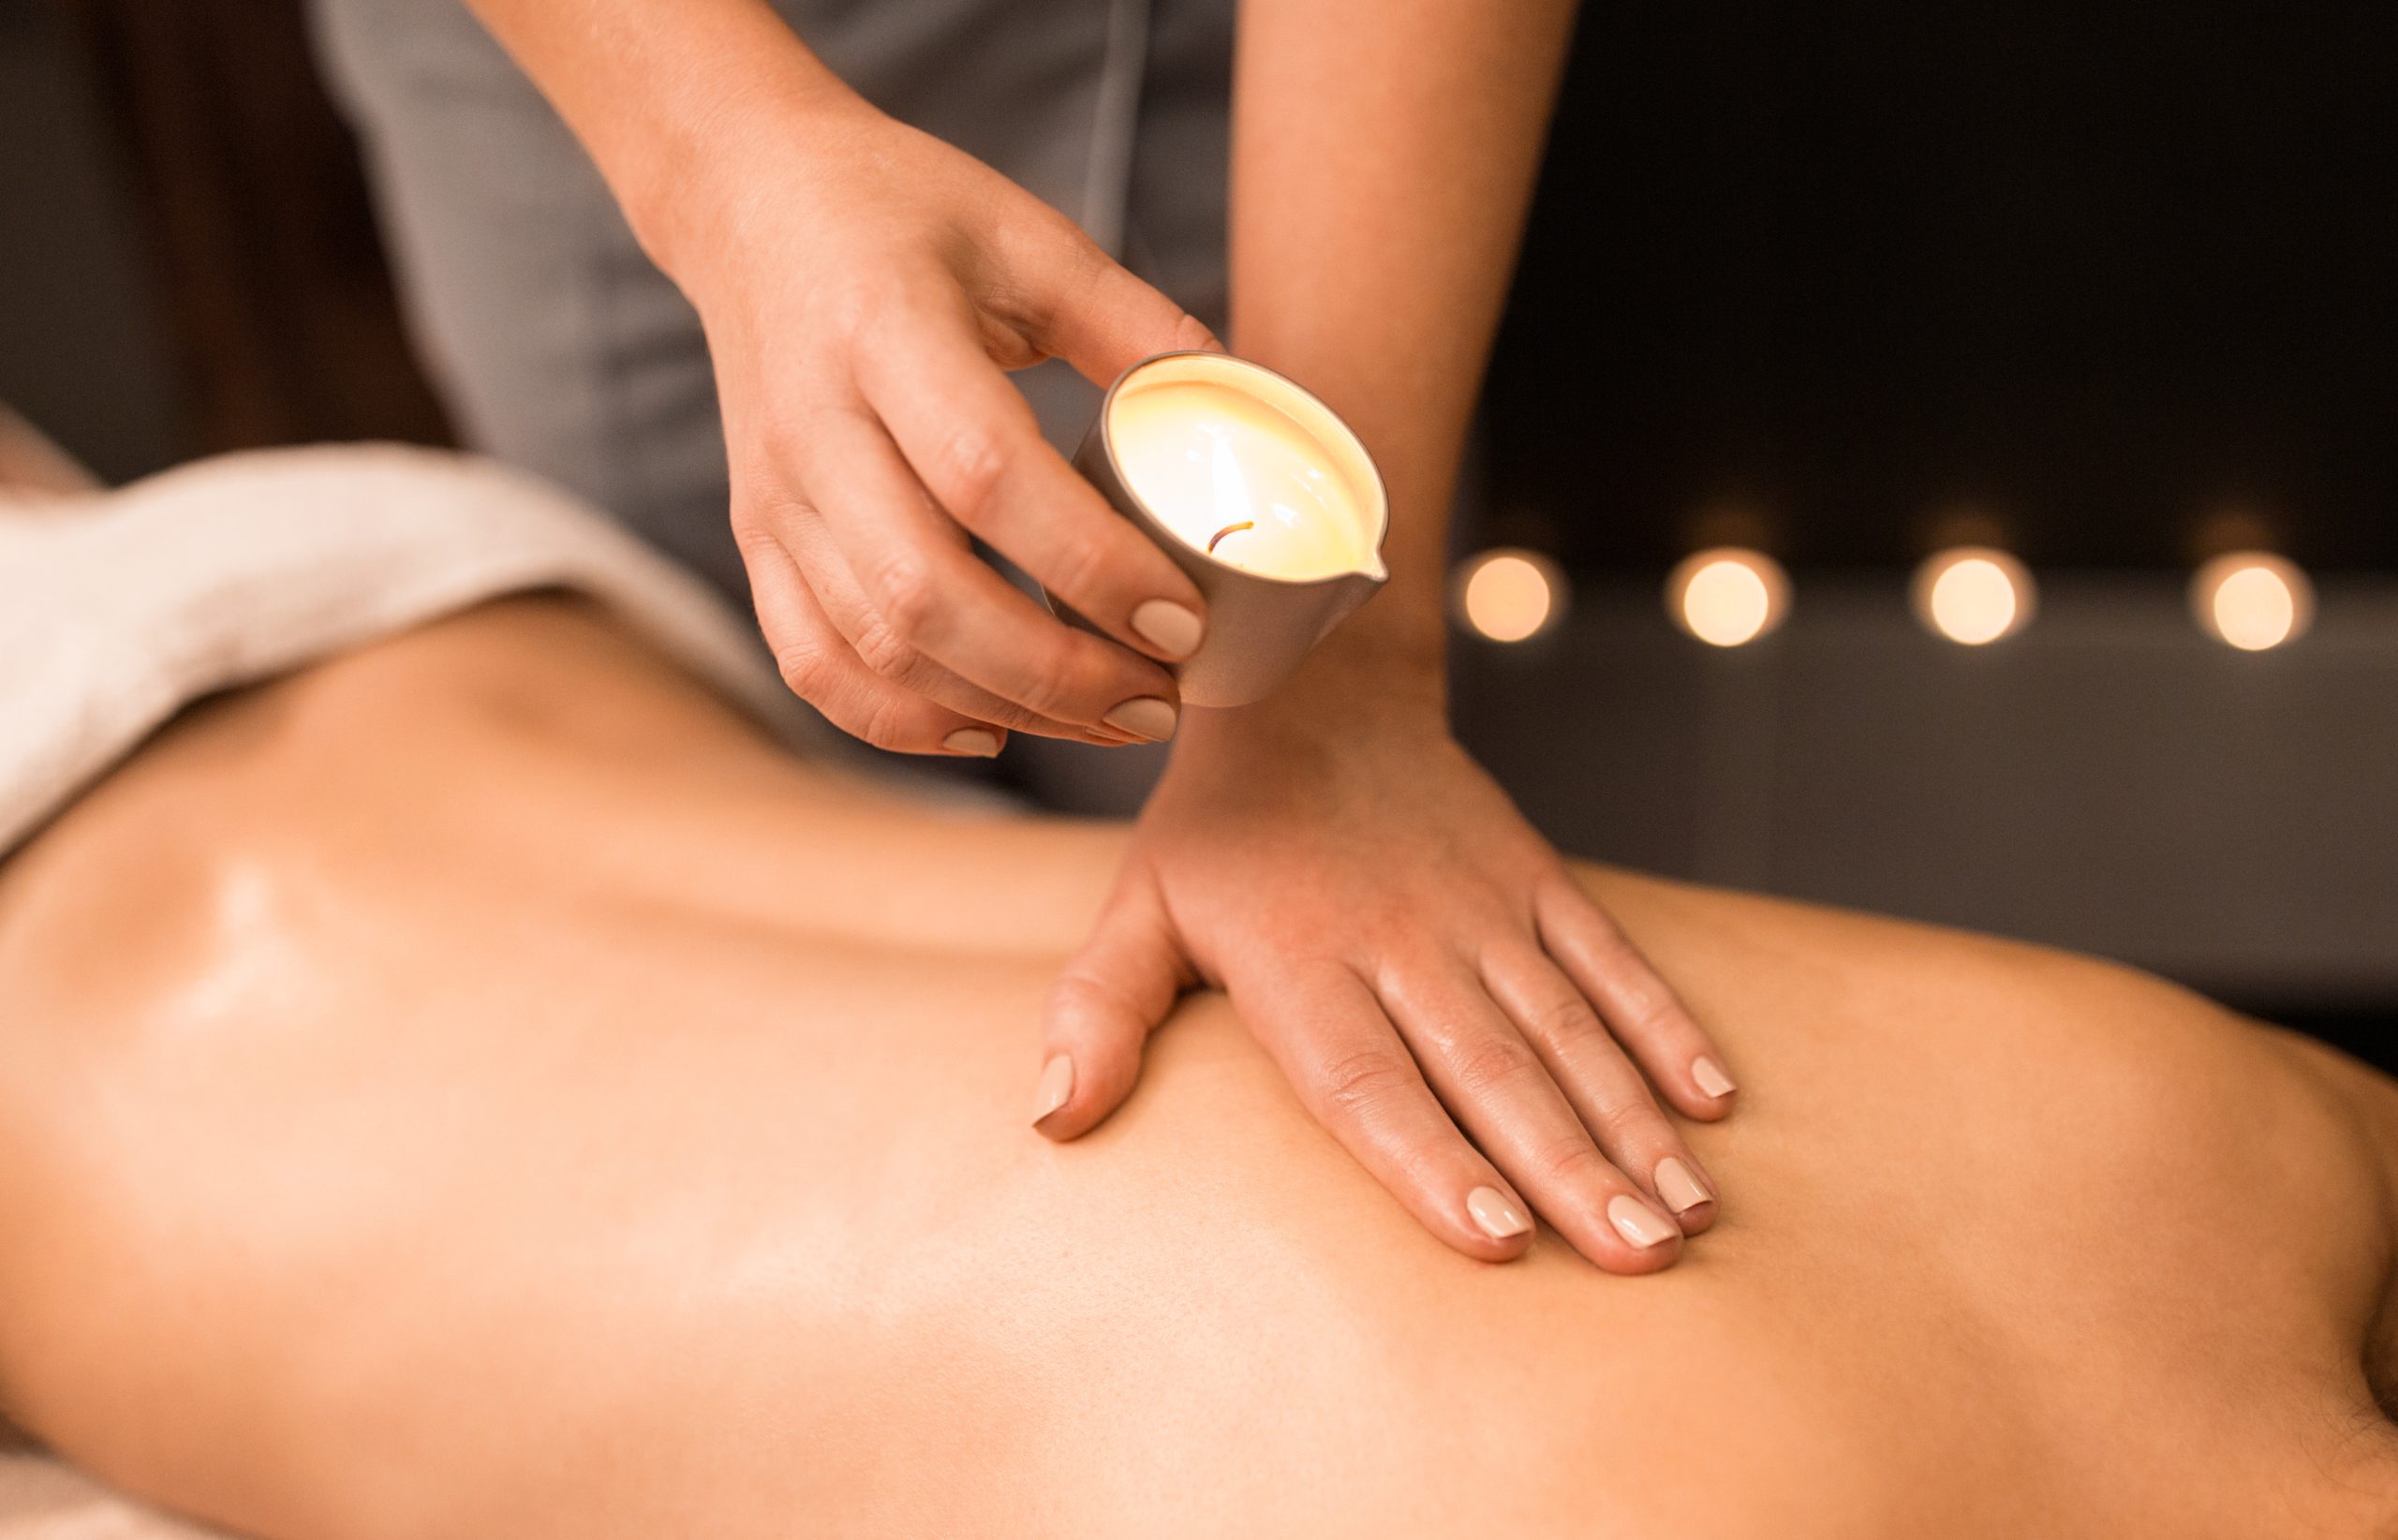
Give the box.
[941,727,1000,757]
[1693,1056,1737,1099]
[1130,599,1205,660]
[1654,1157,1711,1215]
[1031,1054,1074,1126]
[1102,696,1178,742]
[1467,1185,1532,1241]
[1608,1193,1678,1249]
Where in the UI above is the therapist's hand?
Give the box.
[1032,663,1739,1272]
[666,96,1219,756]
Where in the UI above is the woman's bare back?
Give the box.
[2,600,2393,1539]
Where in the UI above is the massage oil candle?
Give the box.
[1066,352,1388,706]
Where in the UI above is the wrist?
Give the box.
[616,50,869,289]
[1179,615,1449,761]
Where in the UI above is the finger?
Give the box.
[1381,956,1683,1274]
[734,512,1008,757]
[761,494,1130,747]
[1244,963,1536,1265]
[1537,875,1739,1121]
[1034,868,1191,1140]
[850,294,1210,667]
[796,403,1188,737]
[1018,230,1226,387]
[1481,940,1721,1235]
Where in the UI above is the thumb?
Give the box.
[1035,237,1225,389]
[1033,866,1190,1139]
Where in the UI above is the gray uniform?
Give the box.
[309,0,1234,608]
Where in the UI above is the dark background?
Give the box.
[1488,0,2397,573]
[3,0,2393,1063]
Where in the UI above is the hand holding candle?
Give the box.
[579,61,1230,758]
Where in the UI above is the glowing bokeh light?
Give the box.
[1914,547,2034,645]
[1667,548,1789,647]
[1456,548,1565,643]
[2193,552,2311,651]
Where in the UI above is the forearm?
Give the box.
[1228,0,1580,684]
[458,0,856,278]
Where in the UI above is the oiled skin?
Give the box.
[2,600,2394,1539]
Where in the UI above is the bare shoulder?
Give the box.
[1576,859,2357,1114]
[1577,861,2392,1198]
[1571,862,2398,1525]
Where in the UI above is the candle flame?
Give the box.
[1108,375,1378,579]
[1209,428,1256,533]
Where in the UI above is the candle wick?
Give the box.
[1207,520,1255,555]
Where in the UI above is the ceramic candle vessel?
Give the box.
[1064,350,1389,707]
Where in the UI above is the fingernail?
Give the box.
[1102,696,1178,742]
[1654,1157,1712,1215]
[1693,1056,1738,1099]
[1031,1054,1074,1126]
[1467,1185,1532,1241]
[941,727,1001,757]
[1130,599,1204,660]
[1608,1193,1678,1249]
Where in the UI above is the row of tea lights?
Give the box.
[1455,545,2318,653]
[1073,355,2319,694]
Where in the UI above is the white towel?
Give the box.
[0,442,820,860]
[0,1444,222,1540]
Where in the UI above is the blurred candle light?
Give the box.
[2193,551,2312,651]
[1668,548,1789,647]
[1457,548,1565,643]
[1914,547,2034,645]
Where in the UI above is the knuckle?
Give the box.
[771,641,828,700]
[932,422,1010,526]
[1044,967,1133,1028]
[1584,1086,1669,1147]
[729,491,777,546]
[972,697,1054,734]
[1056,221,1108,274]
[1041,525,1119,602]
[1621,986,1695,1043]
[733,516,783,563]
[1362,916,1436,962]
[733,486,813,547]
[849,615,925,682]
[1531,995,1611,1054]
[1015,635,1105,720]
[1311,1046,1417,1125]
[865,554,942,645]
[1539,1138,1619,1191]
[1173,311,1220,352]
[853,691,918,752]
[1571,892,1627,943]
[804,688,880,748]
[1444,1029,1543,1100]
[1000,213,1100,303]
[1579,930,1641,983]
[816,268,900,341]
